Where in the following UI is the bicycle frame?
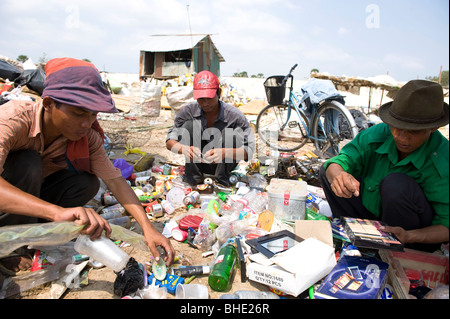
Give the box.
[279,76,326,143]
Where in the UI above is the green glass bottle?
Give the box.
[208,243,238,292]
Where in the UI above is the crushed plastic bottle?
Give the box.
[247,191,268,214]
[215,217,254,244]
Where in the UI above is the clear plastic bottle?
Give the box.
[220,290,280,299]
[247,191,268,214]
[208,243,238,292]
[74,235,129,272]
[215,218,253,244]
[230,189,258,213]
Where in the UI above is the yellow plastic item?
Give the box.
[258,210,274,232]
[124,144,147,156]
[306,151,319,158]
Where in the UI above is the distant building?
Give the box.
[138,34,225,80]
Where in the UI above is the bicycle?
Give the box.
[256,64,359,158]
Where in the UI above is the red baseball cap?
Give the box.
[193,70,220,99]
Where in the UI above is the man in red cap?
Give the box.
[166,70,254,186]
[0,58,174,274]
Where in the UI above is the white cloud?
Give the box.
[337,27,349,35]
[302,43,353,63]
[383,54,424,70]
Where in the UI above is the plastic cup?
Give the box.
[176,284,209,299]
[74,235,129,272]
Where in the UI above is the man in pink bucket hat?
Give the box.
[0,58,174,274]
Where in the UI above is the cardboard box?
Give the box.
[295,220,333,248]
[380,248,449,299]
[247,236,336,297]
[314,255,389,299]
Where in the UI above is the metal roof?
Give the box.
[138,34,225,62]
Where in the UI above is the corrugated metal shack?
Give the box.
[138,34,225,80]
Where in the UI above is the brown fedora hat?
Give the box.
[379,80,449,130]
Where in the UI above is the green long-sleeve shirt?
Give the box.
[324,123,449,228]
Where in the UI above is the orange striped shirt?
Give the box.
[0,100,121,180]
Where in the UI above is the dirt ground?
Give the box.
[12,105,450,300]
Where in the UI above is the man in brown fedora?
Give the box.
[320,80,449,251]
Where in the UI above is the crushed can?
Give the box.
[161,200,175,215]
[149,204,164,218]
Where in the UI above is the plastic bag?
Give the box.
[112,158,134,179]
[0,222,149,258]
[425,285,449,299]
[113,257,144,297]
[0,261,63,299]
[165,86,194,113]
[14,69,46,95]
[0,222,84,258]
[193,218,216,251]
[0,60,21,81]
[140,82,161,117]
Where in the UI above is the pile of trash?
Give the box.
[1,147,448,300]
[70,151,337,299]
[82,147,449,300]
[0,57,44,105]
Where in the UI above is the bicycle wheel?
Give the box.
[256,104,309,152]
[311,100,359,158]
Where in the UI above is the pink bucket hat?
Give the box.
[42,57,117,113]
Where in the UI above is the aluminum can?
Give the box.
[183,191,200,206]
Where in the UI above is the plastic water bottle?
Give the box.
[220,290,280,299]
[247,191,268,214]
[208,243,238,292]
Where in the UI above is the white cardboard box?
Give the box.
[247,237,336,296]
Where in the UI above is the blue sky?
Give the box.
[0,0,448,81]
